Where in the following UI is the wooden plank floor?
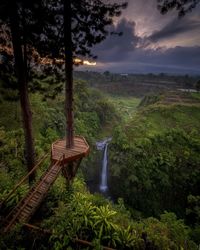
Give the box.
[51,136,89,164]
[3,161,62,233]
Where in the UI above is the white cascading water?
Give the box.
[100,143,108,192]
[96,138,111,193]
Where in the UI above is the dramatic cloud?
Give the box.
[93,19,139,62]
[147,16,200,43]
[122,0,175,37]
[81,0,200,74]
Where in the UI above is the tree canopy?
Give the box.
[0,0,127,178]
[157,0,200,16]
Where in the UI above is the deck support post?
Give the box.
[64,0,74,148]
[62,158,83,185]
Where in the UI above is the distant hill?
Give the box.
[74,71,199,97]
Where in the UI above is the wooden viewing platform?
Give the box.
[51,136,90,164]
[1,136,89,233]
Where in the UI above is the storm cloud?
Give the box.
[82,0,200,74]
[148,16,200,42]
[93,19,140,62]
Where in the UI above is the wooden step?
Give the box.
[2,159,64,233]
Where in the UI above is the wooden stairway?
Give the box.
[1,136,89,233]
[2,160,62,233]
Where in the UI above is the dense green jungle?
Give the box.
[0,72,200,249]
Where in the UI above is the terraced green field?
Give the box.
[108,96,141,121]
[118,91,200,141]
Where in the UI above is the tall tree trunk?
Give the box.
[64,0,74,148]
[9,2,35,183]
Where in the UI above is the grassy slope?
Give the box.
[93,91,200,144]
[143,105,200,133]
[108,96,141,121]
[122,92,200,141]
[191,92,200,101]
[95,95,141,140]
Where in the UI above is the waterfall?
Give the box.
[100,143,108,192]
[96,138,111,193]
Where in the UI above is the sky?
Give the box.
[80,0,200,75]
